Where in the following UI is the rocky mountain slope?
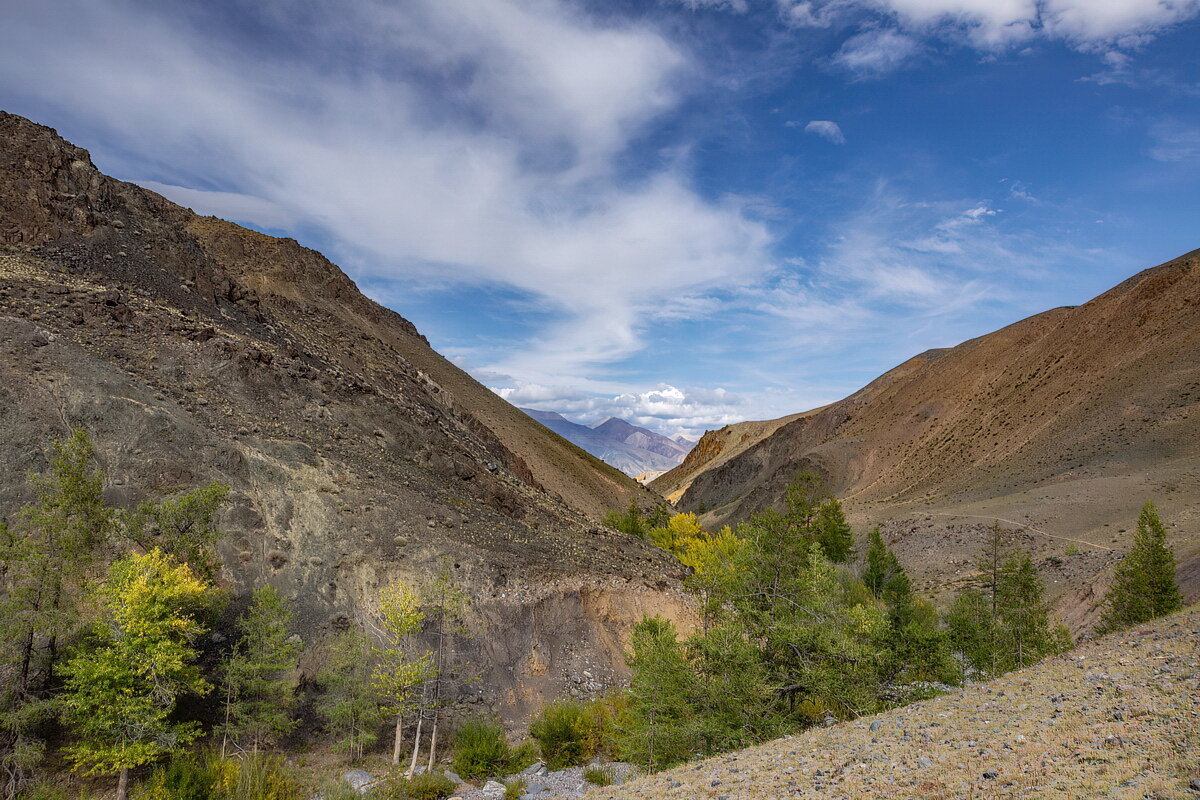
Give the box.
[662,251,1200,631]
[520,409,693,477]
[0,111,694,718]
[592,605,1200,800]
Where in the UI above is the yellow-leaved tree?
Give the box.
[59,549,214,800]
[371,579,431,765]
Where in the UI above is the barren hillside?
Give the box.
[0,110,693,718]
[669,251,1200,630]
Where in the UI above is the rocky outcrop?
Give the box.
[0,111,695,718]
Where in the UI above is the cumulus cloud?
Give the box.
[803,119,847,143]
[783,0,1200,73]
[0,0,772,383]
[494,382,749,436]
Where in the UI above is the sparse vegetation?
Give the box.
[503,777,526,800]
[450,717,525,780]
[582,766,613,786]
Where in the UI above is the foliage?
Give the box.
[136,752,300,800]
[123,484,230,580]
[376,772,456,800]
[602,500,647,539]
[59,550,213,795]
[371,580,430,763]
[219,587,301,754]
[316,626,384,761]
[503,778,526,800]
[529,701,591,770]
[618,617,699,771]
[582,766,613,786]
[1,429,114,797]
[946,536,1072,678]
[1099,502,1183,633]
[450,717,513,780]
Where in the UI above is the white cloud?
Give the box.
[0,0,772,385]
[784,0,1200,69]
[831,28,923,77]
[803,119,847,143]
[1148,120,1200,162]
[495,382,751,436]
[136,181,299,230]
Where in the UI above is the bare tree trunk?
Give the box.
[116,767,130,800]
[427,712,438,771]
[392,715,404,765]
[408,716,424,776]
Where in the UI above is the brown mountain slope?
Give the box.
[649,411,811,503]
[593,605,1200,800]
[0,111,692,717]
[674,251,1200,630]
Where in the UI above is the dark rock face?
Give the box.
[0,111,694,719]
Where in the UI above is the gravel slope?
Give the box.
[591,606,1200,800]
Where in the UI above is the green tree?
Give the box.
[407,567,470,775]
[123,483,230,579]
[219,585,302,756]
[317,626,384,762]
[0,428,114,798]
[603,499,647,539]
[862,528,903,600]
[618,616,697,771]
[370,580,431,765]
[946,543,1070,678]
[686,622,778,754]
[58,549,213,800]
[814,499,854,563]
[1099,502,1183,632]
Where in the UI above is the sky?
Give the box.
[1,0,1198,437]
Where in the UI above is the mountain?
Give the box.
[519,409,693,477]
[657,250,1200,631]
[595,605,1200,800]
[0,111,694,718]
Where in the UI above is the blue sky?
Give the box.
[2,0,1198,436]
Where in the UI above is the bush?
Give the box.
[136,753,300,800]
[503,778,526,800]
[451,717,511,779]
[582,766,613,786]
[376,772,457,800]
[529,701,590,769]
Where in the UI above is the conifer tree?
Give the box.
[619,616,697,771]
[815,498,854,563]
[59,550,213,800]
[863,527,903,600]
[123,483,230,580]
[219,585,302,755]
[995,553,1070,671]
[317,626,383,762]
[0,429,113,798]
[1099,502,1183,632]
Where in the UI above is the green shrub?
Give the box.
[313,780,360,800]
[582,766,613,786]
[451,717,511,779]
[136,753,300,800]
[376,772,457,800]
[16,783,87,800]
[136,753,218,800]
[529,701,591,769]
[503,778,526,800]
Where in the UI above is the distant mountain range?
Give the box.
[520,409,695,478]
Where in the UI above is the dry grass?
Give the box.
[590,606,1200,800]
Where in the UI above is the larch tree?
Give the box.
[58,550,213,800]
[0,428,113,798]
[219,585,302,755]
[370,579,430,765]
[316,625,383,762]
[1099,502,1183,632]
